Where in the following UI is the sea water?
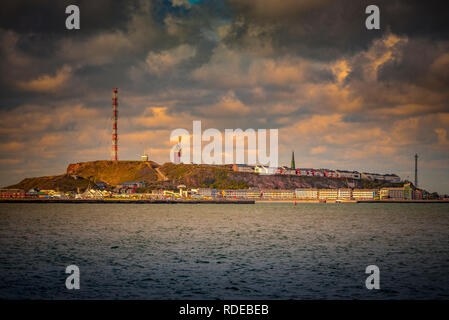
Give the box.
[0,203,448,299]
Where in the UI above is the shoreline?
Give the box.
[0,199,448,204]
[0,199,255,204]
[256,200,449,204]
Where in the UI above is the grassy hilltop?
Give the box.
[6,174,91,192]
[66,160,159,186]
[6,160,404,192]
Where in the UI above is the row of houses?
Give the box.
[295,188,376,200]
[116,181,145,189]
[114,181,146,193]
[193,184,423,201]
[194,188,372,200]
[0,185,428,201]
[0,188,70,199]
[294,185,422,200]
[195,188,296,199]
[0,189,26,198]
[379,185,424,200]
[0,180,146,200]
[232,164,401,182]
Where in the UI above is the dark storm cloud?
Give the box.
[377,38,449,92]
[0,0,225,98]
[0,0,140,36]
[382,0,449,40]
[225,0,375,60]
[225,0,449,60]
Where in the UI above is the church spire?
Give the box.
[291,151,295,169]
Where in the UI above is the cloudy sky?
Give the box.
[1,0,448,193]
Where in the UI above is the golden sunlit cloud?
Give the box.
[17,65,72,92]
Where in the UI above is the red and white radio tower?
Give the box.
[111,88,118,161]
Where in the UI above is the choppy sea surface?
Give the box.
[0,203,448,299]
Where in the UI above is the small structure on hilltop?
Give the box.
[141,147,149,162]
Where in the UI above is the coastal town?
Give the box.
[1,161,445,202]
[0,184,438,203]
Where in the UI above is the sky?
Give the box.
[0,0,448,194]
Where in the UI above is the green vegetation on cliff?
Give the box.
[6,160,408,192]
[159,163,249,189]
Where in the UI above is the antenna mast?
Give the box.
[111,88,118,161]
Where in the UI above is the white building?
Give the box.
[380,187,405,200]
[295,188,319,199]
[337,189,352,199]
[256,166,278,175]
[336,170,361,179]
[318,189,338,200]
[362,172,384,181]
[246,189,262,198]
[198,188,218,197]
[352,189,377,200]
[262,190,295,199]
